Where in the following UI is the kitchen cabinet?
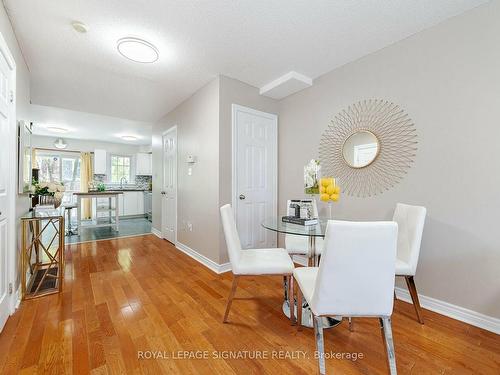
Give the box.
[123,192,138,215]
[93,191,145,218]
[136,152,152,176]
[94,149,107,175]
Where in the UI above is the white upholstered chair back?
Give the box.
[220,204,242,267]
[393,203,426,275]
[310,220,398,317]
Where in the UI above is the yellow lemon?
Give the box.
[326,185,335,195]
[330,194,339,202]
[320,193,330,202]
[320,178,329,187]
[320,186,326,193]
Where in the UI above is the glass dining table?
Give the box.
[261,217,342,329]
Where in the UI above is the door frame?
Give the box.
[161,125,178,244]
[0,31,17,316]
[231,104,278,244]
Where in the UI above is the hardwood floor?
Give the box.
[0,234,498,374]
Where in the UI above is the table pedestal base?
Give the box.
[282,300,342,329]
[283,277,341,329]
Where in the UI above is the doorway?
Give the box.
[232,104,278,249]
[161,126,177,244]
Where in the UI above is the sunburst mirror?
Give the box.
[319,99,418,197]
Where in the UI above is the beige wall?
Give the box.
[1,4,31,290]
[153,78,221,262]
[278,1,500,318]
[218,76,279,263]
[153,75,279,264]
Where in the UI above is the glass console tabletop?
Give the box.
[261,217,327,237]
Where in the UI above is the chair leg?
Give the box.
[380,317,397,375]
[288,275,295,325]
[313,316,326,375]
[404,276,424,324]
[348,317,353,332]
[297,286,303,331]
[223,276,239,323]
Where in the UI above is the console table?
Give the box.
[20,207,65,299]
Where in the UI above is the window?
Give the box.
[36,151,81,191]
[111,155,131,183]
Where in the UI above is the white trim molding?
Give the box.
[151,227,162,238]
[176,242,231,274]
[395,287,500,334]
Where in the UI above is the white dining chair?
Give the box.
[393,203,427,324]
[220,204,295,324]
[285,199,324,263]
[294,220,398,375]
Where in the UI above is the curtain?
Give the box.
[31,148,37,169]
[80,152,93,220]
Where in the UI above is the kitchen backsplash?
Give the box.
[93,174,152,191]
[135,175,152,190]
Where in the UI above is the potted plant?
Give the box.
[30,181,66,209]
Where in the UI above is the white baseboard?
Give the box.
[395,286,500,334]
[176,242,231,274]
[151,227,162,238]
[14,286,20,311]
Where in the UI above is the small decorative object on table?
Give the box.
[283,199,318,226]
[304,159,321,194]
[96,182,106,192]
[320,177,340,219]
[29,181,66,210]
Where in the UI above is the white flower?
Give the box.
[29,185,36,193]
[57,185,66,192]
[39,182,48,189]
[47,183,57,193]
[54,191,64,200]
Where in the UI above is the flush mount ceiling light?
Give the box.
[121,135,138,141]
[71,21,88,33]
[117,37,159,63]
[47,126,69,134]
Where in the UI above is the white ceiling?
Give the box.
[5,0,488,123]
[29,104,152,145]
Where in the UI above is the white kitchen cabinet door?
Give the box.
[94,149,107,175]
[118,194,124,216]
[123,192,140,216]
[137,193,145,215]
[136,153,152,176]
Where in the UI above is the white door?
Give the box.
[161,126,177,244]
[232,105,277,249]
[0,36,14,332]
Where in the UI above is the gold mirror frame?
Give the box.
[319,99,417,197]
[341,129,380,169]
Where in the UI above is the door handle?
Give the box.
[161,191,166,195]
[239,194,246,200]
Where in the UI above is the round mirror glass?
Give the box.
[342,130,379,168]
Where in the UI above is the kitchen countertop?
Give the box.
[73,191,123,196]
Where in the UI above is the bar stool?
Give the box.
[63,203,77,235]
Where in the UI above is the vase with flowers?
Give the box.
[30,181,66,209]
[304,159,321,195]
